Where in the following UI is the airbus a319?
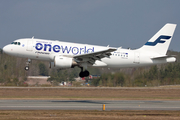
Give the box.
[3,23,177,78]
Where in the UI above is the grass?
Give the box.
[0,87,180,119]
[0,110,180,120]
[0,96,180,100]
[0,87,180,100]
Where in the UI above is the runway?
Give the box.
[1,100,180,110]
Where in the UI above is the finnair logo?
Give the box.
[145,35,171,46]
[35,42,94,55]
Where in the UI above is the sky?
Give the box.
[1,0,180,51]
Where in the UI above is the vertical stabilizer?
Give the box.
[139,23,176,55]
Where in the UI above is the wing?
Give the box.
[73,48,117,65]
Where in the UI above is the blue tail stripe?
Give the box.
[145,35,171,46]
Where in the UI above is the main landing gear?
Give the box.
[24,59,31,71]
[79,67,90,78]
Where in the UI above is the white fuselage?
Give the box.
[3,38,176,68]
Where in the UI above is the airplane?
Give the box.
[3,23,177,78]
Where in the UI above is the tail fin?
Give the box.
[139,23,177,55]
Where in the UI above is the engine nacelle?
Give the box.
[49,56,77,69]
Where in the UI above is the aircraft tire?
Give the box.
[24,66,29,71]
[79,70,90,78]
[79,71,84,78]
[84,70,89,77]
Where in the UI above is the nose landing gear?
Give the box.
[24,66,29,71]
[24,59,31,71]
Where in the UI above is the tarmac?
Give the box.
[1,99,180,110]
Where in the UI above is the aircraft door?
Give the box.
[134,52,140,63]
[26,40,33,51]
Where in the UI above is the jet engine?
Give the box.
[49,56,77,69]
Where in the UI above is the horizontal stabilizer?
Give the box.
[151,55,176,59]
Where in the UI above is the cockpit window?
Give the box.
[11,42,21,45]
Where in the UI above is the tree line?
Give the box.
[91,50,180,87]
[1,48,180,87]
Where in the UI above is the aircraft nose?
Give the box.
[3,45,10,54]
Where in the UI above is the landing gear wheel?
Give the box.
[84,70,89,77]
[79,70,90,78]
[25,59,31,71]
[24,66,29,71]
[79,72,84,78]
